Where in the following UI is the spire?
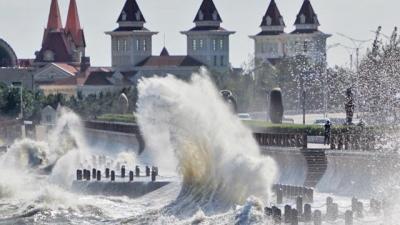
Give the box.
[66,0,85,47]
[160,47,169,56]
[47,0,63,31]
[193,0,222,27]
[259,0,285,34]
[294,0,320,31]
[117,0,146,28]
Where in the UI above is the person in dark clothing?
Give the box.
[324,120,332,145]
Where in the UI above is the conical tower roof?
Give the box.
[261,0,285,27]
[194,0,222,23]
[65,0,85,47]
[294,0,319,26]
[160,47,170,56]
[47,0,63,31]
[117,0,146,23]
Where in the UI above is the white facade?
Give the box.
[107,31,157,69]
[182,31,232,69]
[251,32,330,65]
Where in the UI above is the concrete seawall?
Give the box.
[72,181,171,198]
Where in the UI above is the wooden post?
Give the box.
[105,168,110,178]
[296,196,303,215]
[291,209,298,225]
[111,170,115,182]
[76,170,82,181]
[313,210,322,225]
[121,165,126,178]
[277,188,283,204]
[304,204,312,222]
[345,210,353,225]
[92,168,97,179]
[284,205,292,223]
[96,170,101,181]
[272,206,281,224]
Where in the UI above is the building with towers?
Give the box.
[34,0,86,67]
[181,0,235,72]
[250,0,331,66]
[107,0,235,77]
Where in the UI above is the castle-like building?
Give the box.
[250,0,331,66]
[0,0,330,97]
[106,0,235,77]
[34,0,86,67]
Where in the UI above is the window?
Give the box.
[266,16,272,26]
[212,11,218,21]
[213,40,217,51]
[143,40,147,51]
[193,39,197,51]
[198,11,204,21]
[213,55,217,66]
[124,40,128,52]
[136,40,140,51]
[220,56,224,66]
[303,41,309,53]
[121,11,127,21]
[199,40,204,49]
[300,14,306,24]
[46,115,52,123]
[220,40,224,50]
[117,40,121,52]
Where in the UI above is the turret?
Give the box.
[106,0,158,69]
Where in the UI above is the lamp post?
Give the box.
[323,43,341,118]
[11,82,23,120]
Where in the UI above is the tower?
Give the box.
[35,0,86,66]
[106,0,158,70]
[181,0,235,71]
[65,0,86,62]
[288,0,331,65]
[250,0,286,64]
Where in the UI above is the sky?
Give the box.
[0,0,398,68]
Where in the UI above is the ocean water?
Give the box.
[0,70,399,224]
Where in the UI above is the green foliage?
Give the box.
[96,114,136,123]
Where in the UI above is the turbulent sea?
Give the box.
[0,71,277,225]
[2,70,400,225]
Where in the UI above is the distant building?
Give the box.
[250,0,331,66]
[41,105,57,125]
[0,39,18,67]
[181,0,235,72]
[34,0,86,67]
[106,0,235,79]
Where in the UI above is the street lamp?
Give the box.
[11,82,23,120]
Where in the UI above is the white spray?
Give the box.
[137,69,277,213]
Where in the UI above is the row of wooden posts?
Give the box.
[254,133,307,148]
[273,184,314,203]
[266,194,383,225]
[76,165,159,182]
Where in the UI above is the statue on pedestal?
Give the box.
[345,88,355,125]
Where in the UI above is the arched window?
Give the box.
[213,40,217,51]
[212,11,218,21]
[266,16,272,26]
[193,39,197,51]
[121,11,127,21]
[198,11,204,21]
[143,40,147,51]
[135,11,141,21]
[136,40,140,51]
[300,14,306,24]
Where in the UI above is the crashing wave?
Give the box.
[137,69,277,214]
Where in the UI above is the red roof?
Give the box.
[136,56,204,67]
[36,31,72,63]
[47,0,63,31]
[54,63,79,75]
[65,0,85,47]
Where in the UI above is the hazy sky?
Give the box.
[0,0,398,68]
